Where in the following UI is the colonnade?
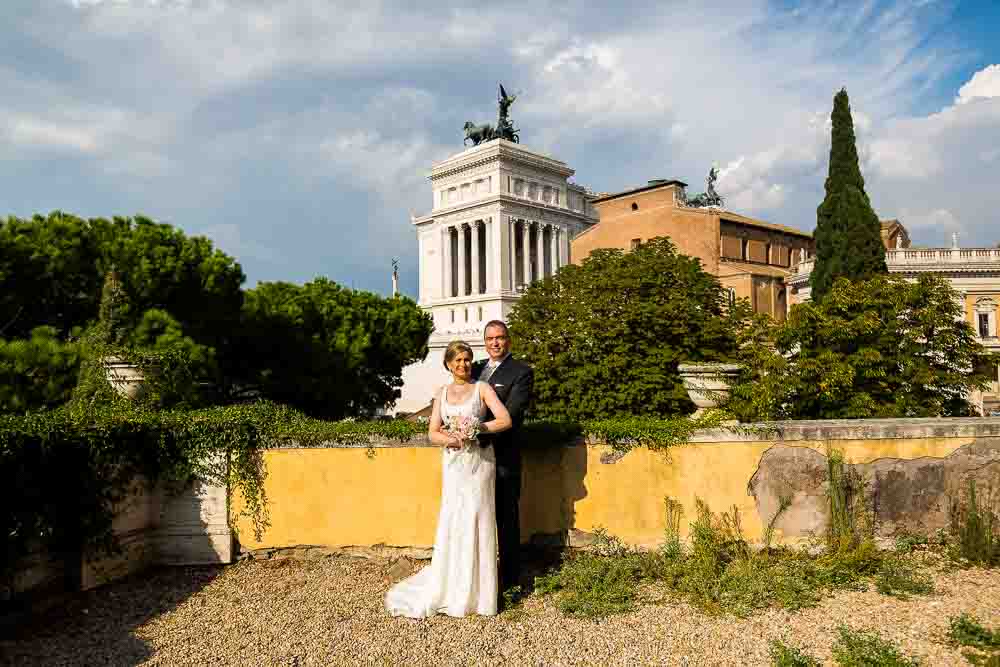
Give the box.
[506,217,565,291]
[440,217,569,298]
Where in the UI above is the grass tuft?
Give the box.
[533,530,641,618]
[831,625,920,667]
[949,480,1000,567]
[769,639,820,667]
[946,613,1000,664]
[875,555,934,599]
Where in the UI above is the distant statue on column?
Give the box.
[392,258,399,297]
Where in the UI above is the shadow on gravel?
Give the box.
[0,565,222,667]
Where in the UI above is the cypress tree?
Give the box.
[810,88,887,302]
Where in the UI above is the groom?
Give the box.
[473,320,533,597]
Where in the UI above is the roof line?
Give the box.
[591,180,688,203]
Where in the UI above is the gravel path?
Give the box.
[2,555,999,666]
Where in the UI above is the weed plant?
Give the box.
[830,625,920,666]
[535,498,899,619]
[947,614,1000,665]
[769,639,820,667]
[535,447,936,620]
[948,614,1000,651]
[875,555,934,598]
[949,481,1000,567]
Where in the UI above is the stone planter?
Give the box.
[104,356,152,400]
[677,363,740,417]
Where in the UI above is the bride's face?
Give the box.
[449,351,472,381]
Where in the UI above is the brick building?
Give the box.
[570,179,814,320]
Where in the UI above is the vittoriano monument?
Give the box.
[394,88,599,414]
[463,84,520,146]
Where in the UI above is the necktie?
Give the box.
[480,361,498,383]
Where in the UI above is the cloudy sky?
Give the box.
[2,0,999,297]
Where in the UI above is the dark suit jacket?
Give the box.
[472,355,533,481]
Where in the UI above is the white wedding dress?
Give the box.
[384,382,498,618]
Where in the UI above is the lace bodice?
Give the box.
[439,382,485,422]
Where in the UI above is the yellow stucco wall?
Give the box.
[231,434,974,551]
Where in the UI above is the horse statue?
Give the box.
[463,121,496,146]
[682,166,724,208]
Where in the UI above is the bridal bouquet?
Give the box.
[443,414,482,444]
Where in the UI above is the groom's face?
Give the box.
[484,325,510,361]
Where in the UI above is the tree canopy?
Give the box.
[0,212,432,417]
[507,237,739,421]
[1,212,246,342]
[729,274,994,420]
[228,278,432,418]
[810,88,887,302]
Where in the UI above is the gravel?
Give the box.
[2,555,999,666]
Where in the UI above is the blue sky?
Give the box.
[2,0,999,298]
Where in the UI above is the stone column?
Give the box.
[457,224,468,296]
[534,221,545,281]
[486,217,496,293]
[562,225,572,267]
[506,217,515,291]
[521,220,531,287]
[550,225,560,274]
[471,221,481,295]
[442,225,452,298]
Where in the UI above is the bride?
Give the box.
[385,340,512,618]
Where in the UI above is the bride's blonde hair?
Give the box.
[443,340,474,370]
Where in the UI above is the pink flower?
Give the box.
[443,415,482,442]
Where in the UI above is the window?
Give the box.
[765,243,772,264]
[464,308,469,322]
[450,309,455,323]
[727,288,737,308]
[477,306,483,321]
[630,238,641,250]
[980,313,991,338]
[631,202,639,211]
[740,239,749,261]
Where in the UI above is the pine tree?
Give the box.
[810,88,887,302]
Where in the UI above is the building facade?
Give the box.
[570,180,814,321]
[786,243,1000,414]
[395,139,598,414]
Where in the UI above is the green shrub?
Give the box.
[728,274,993,421]
[508,236,742,421]
[947,614,1000,653]
[533,495,900,619]
[0,326,81,413]
[875,555,934,598]
[534,530,643,618]
[894,533,930,555]
[831,625,920,666]
[769,639,820,667]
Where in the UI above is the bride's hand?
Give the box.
[444,436,464,450]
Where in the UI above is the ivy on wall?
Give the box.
[1,400,735,589]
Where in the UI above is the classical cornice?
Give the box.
[412,194,597,226]
[429,140,575,182]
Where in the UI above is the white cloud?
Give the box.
[865,65,1000,247]
[66,0,191,7]
[956,64,1000,104]
[3,0,998,293]
[6,116,100,152]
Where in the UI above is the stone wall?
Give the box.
[231,418,1000,554]
[6,467,232,608]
